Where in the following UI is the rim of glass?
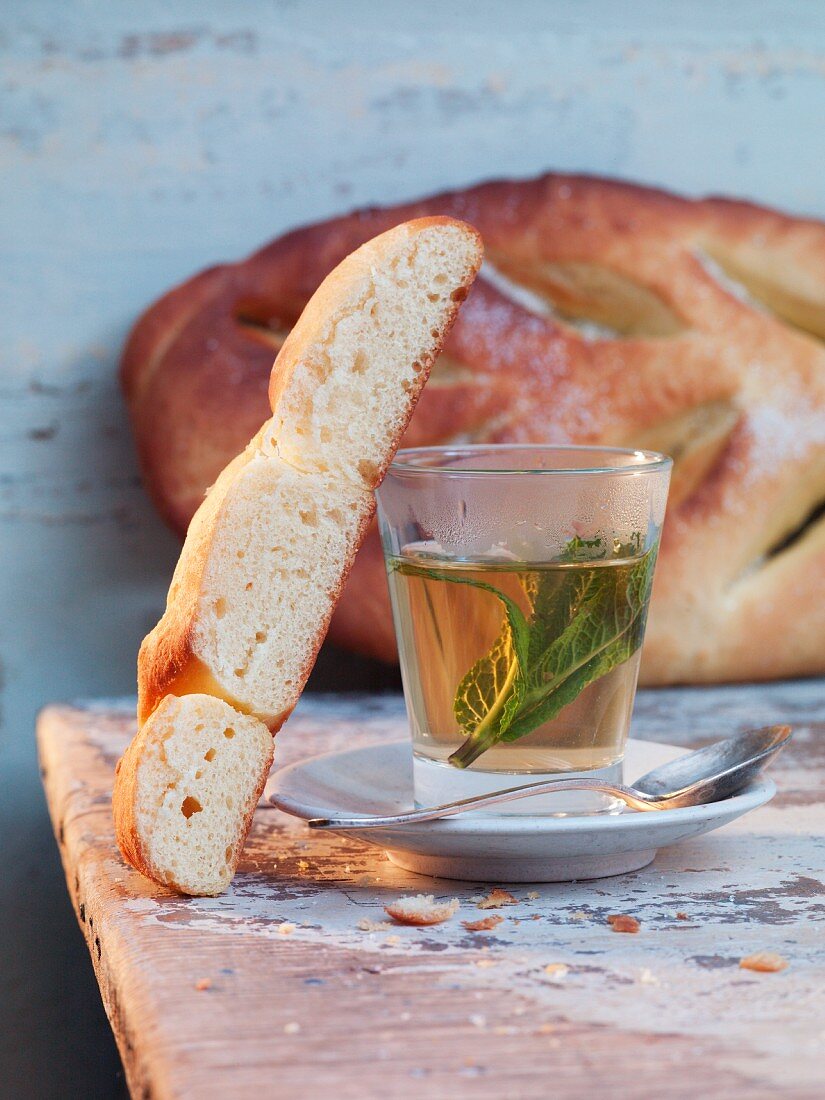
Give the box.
[389,443,672,476]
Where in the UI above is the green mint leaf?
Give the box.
[521,568,584,668]
[452,542,655,763]
[502,567,653,741]
[394,536,655,769]
[529,552,651,693]
[452,622,526,761]
[392,561,532,768]
[557,534,607,562]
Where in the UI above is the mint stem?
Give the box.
[449,727,502,769]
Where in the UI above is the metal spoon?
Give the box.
[308,724,791,829]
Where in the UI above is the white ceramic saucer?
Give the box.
[268,738,775,882]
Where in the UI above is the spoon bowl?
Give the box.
[633,724,792,807]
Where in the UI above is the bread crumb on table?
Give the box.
[607,914,641,933]
[477,888,518,909]
[277,922,296,935]
[385,894,460,926]
[194,978,212,991]
[462,915,504,932]
[739,952,788,973]
[357,918,392,933]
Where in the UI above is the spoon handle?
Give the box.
[307,777,664,830]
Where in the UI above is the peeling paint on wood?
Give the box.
[38,686,825,1098]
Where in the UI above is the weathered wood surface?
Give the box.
[39,685,825,1100]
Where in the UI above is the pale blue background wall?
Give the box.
[3,2,825,1095]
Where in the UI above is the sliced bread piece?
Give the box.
[137,217,483,729]
[116,217,482,895]
[265,218,482,486]
[114,694,273,896]
[137,449,374,729]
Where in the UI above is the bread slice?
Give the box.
[113,694,274,895]
[115,217,482,894]
[136,449,374,730]
[136,217,483,729]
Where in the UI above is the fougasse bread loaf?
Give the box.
[122,173,825,685]
[113,217,483,895]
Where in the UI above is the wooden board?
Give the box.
[38,686,825,1100]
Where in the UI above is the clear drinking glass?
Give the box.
[375,445,672,815]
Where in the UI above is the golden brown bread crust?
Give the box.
[135,444,276,728]
[112,725,145,877]
[122,175,825,684]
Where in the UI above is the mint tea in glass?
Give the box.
[375,446,671,815]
